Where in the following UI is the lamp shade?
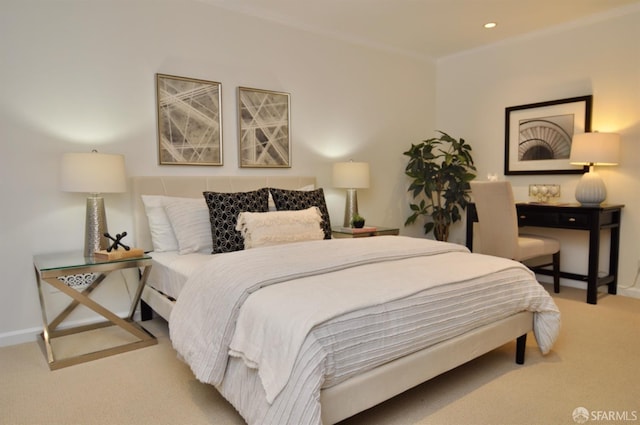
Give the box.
[569,132,620,166]
[332,161,370,189]
[60,151,127,193]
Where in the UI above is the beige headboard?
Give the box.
[131,175,316,252]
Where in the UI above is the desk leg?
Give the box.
[608,218,621,296]
[586,214,601,305]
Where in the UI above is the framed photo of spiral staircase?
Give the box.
[504,95,592,175]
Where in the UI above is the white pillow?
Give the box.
[268,184,315,211]
[236,206,324,249]
[141,195,179,252]
[163,197,213,255]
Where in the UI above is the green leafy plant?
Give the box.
[351,213,365,228]
[404,131,476,241]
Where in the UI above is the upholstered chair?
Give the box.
[470,181,560,292]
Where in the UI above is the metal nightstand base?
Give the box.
[36,321,157,370]
[33,253,157,370]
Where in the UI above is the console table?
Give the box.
[466,202,624,305]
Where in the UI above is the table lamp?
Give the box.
[332,161,370,227]
[60,150,127,257]
[569,132,620,206]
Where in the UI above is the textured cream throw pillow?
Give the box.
[236,206,324,249]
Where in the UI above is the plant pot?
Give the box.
[352,220,365,228]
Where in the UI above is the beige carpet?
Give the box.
[1,285,639,425]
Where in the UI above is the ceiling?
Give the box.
[198,0,640,59]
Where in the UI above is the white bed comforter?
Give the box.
[170,236,560,425]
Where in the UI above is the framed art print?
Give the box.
[156,74,223,165]
[237,86,291,168]
[504,95,592,175]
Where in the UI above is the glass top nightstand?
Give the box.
[34,251,152,274]
[33,251,156,370]
[331,226,400,238]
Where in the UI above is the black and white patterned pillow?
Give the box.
[269,188,332,239]
[203,188,269,253]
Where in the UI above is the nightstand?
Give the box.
[33,251,157,370]
[331,226,400,238]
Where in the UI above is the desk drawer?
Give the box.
[559,213,589,228]
[518,211,590,229]
[518,211,559,227]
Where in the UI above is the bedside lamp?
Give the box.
[333,161,370,227]
[60,150,127,257]
[569,132,620,207]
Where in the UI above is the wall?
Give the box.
[436,6,640,296]
[0,0,436,345]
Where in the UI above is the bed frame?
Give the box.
[131,175,533,425]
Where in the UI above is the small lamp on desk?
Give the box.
[569,132,620,207]
[60,150,127,257]
[333,160,370,227]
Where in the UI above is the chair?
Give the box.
[470,181,560,292]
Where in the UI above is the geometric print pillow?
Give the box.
[269,187,332,239]
[203,188,269,253]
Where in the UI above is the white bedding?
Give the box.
[169,236,560,425]
[147,251,211,300]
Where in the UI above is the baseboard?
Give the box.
[618,286,640,299]
[0,325,43,347]
[537,276,640,300]
[0,309,141,348]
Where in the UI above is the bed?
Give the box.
[131,175,560,425]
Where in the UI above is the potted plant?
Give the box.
[403,131,476,241]
[351,213,366,228]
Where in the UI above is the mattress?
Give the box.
[147,251,211,300]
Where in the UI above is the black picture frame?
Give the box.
[504,95,592,175]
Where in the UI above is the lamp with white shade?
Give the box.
[569,132,620,207]
[332,161,370,227]
[60,150,127,257]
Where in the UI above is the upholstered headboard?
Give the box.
[131,176,316,252]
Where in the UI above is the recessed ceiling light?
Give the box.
[484,22,497,29]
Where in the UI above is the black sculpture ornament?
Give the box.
[104,232,131,252]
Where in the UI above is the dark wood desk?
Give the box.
[466,202,624,304]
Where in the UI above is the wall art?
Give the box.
[504,95,592,175]
[156,74,222,165]
[237,86,291,168]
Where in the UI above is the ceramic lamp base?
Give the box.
[575,170,606,207]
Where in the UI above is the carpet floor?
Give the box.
[1,285,638,425]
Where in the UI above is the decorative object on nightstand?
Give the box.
[60,150,127,257]
[333,160,370,227]
[351,213,365,228]
[94,231,145,260]
[569,132,620,206]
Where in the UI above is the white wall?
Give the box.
[0,0,436,345]
[436,6,640,296]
